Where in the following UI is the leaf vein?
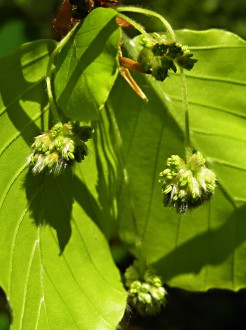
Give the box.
[19,239,39,329]
[141,120,165,242]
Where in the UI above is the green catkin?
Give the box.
[159,151,216,213]
[27,121,94,175]
[124,261,167,315]
[137,33,197,81]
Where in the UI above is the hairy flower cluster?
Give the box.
[27,121,94,175]
[159,151,216,213]
[124,261,166,315]
[137,33,197,81]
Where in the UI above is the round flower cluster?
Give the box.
[124,261,166,315]
[27,121,94,175]
[159,151,216,213]
[137,33,197,81]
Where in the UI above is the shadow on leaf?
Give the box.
[24,168,106,254]
[0,40,55,146]
[154,203,246,285]
[24,169,74,255]
[55,16,119,118]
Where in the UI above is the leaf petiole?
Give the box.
[116,13,149,37]
[116,6,176,41]
[46,22,79,121]
[180,68,192,159]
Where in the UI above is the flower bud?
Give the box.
[141,283,151,293]
[138,292,152,304]
[129,281,142,294]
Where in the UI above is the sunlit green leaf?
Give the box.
[110,29,246,291]
[0,40,126,329]
[54,8,121,122]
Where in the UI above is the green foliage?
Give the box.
[0,4,246,329]
[54,8,121,122]
[113,29,246,291]
[0,30,126,329]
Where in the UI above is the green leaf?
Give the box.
[109,29,246,291]
[0,40,126,329]
[54,8,121,122]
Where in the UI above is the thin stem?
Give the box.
[136,249,147,279]
[46,76,59,121]
[180,68,191,159]
[46,23,79,121]
[117,6,176,41]
[117,13,149,37]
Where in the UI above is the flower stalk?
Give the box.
[116,6,176,41]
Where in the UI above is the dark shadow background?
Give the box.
[0,1,246,329]
[119,286,246,330]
